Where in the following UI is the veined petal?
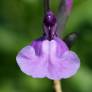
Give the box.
[16,43,48,78]
[47,51,80,80]
[16,38,80,80]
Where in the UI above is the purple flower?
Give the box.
[16,10,80,80]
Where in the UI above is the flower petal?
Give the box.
[47,51,80,80]
[16,38,80,80]
[16,45,48,78]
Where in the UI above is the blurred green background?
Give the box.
[0,0,92,92]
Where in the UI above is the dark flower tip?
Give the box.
[44,11,57,27]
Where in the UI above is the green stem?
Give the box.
[44,0,50,15]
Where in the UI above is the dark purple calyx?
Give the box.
[43,11,57,40]
[44,11,56,27]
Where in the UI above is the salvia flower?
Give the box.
[16,1,80,80]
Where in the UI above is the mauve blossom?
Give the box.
[16,10,80,80]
